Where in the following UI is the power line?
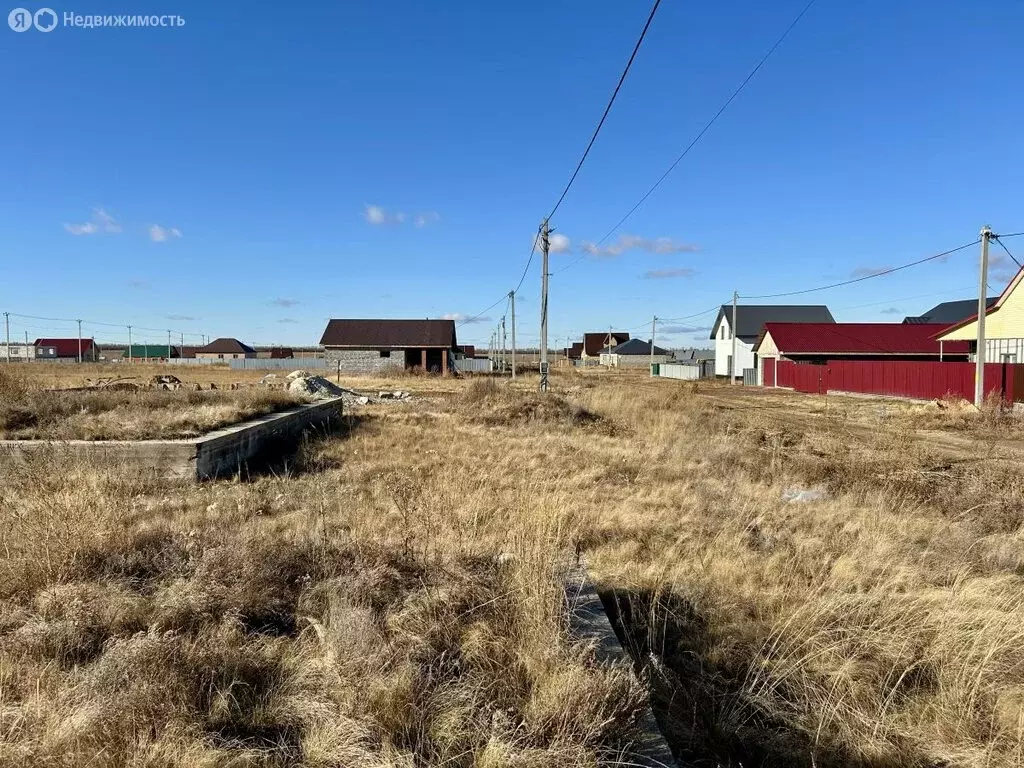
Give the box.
[454,294,509,328]
[546,0,663,221]
[993,235,1023,268]
[585,0,818,252]
[5,311,205,339]
[741,239,979,300]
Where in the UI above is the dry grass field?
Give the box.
[2,364,1023,766]
[0,370,300,440]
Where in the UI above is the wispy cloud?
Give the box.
[643,268,696,280]
[880,307,901,315]
[167,314,197,321]
[126,279,150,290]
[64,207,121,235]
[441,312,491,324]
[269,298,300,308]
[661,324,712,334]
[363,204,438,228]
[149,224,182,242]
[849,265,892,279]
[989,252,1020,283]
[579,234,699,258]
[277,318,299,324]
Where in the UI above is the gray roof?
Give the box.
[607,338,671,356]
[902,298,997,325]
[711,305,835,340]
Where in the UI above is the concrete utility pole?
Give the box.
[539,219,550,392]
[127,325,133,363]
[77,319,83,364]
[4,312,9,363]
[509,290,516,379]
[975,226,992,407]
[731,291,738,384]
[501,315,507,375]
[650,315,657,376]
[167,330,172,359]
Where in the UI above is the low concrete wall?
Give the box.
[564,568,678,768]
[0,397,343,480]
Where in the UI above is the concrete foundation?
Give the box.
[0,397,343,480]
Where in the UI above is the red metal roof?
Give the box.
[759,323,971,356]
[34,338,96,357]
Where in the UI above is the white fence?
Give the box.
[228,358,328,371]
[653,362,701,380]
[453,357,492,373]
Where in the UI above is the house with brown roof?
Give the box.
[34,338,99,362]
[194,338,256,360]
[581,332,629,361]
[319,319,458,375]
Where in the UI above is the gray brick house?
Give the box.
[319,319,458,375]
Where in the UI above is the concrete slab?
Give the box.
[565,568,678,768]
[0,397,343,480]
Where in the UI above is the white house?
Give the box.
[0,343,37,361]
[709,304,835,378]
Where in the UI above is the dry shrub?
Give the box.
[458,382,607,431]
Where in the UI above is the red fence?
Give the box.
[773,359,1023,402]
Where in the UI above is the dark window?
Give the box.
[379,350,391,358]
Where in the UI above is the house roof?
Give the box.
[582,332,629,357]
[268,347,294,359]
[126,344,176,358]
[319,319,457,349]
[457,344,477,358]
[608,338,672,356]
[711,305,835,340]
[756,323,971,356]
[34,338,96,356]
[197,338,256,355]
[903,298,997,325]
[564,342,584,359]
[674,348,715,362]
[937,264,1024,338]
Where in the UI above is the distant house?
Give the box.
[903,298,998,325]
[673,348,715,363]
[255,346,294,359]
[936,265,1024,362]
[319,319,458,375]
[710,305,835,379]
[601,338,674,367]
[582,332,629,360]
[194,338,257,360]
[566,342,584,360]
[34,337,99,362]
[456,344,478,359]
[0,342,37,361]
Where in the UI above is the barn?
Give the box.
[320,319,458,375]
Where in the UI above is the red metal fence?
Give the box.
[773,359,1022,402]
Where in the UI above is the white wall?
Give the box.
[712,316,754,377]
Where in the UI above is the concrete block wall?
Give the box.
[326,348,406,375]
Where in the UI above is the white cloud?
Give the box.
[269,298,300,308]
[277,318,299,324]
[364,204,438,228]
[643,268,696,280]
[529,231,572,254]
[64,207,121,235]
[579,234,699,258]
[441,312,491,324]
[149,224,183,242]
[414,211,440,228]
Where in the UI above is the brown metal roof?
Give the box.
[319,319,457,349]
[582,332,629,357]
[197,337,256,354]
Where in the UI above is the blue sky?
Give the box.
[2,0,1023,349]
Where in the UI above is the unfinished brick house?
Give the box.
[319,319,458,375]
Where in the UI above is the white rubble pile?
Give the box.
[378,391,412,401]
[288,375,346,401]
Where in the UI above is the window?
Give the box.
[218,354,224,360]
[379,350,391,358]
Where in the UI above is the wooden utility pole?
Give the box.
[650,315,657,376]
[509,290,516,379]
[539,219,550,392]
[731,291,738,384]
[975,226,992,407]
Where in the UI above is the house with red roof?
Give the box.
[753,323,971,385]
[34,337,99,362]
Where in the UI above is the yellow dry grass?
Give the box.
[2,367,1023,766]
